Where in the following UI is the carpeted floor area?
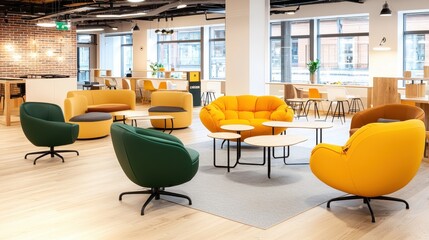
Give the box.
[166,138,345,229]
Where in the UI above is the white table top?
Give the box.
[129,115,174,120]
[111,110,148,118]
[263,121,334,129]
[244,135,307,147]
[208,132,241,140]
[220,124,254,132]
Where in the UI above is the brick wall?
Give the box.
[0,16,77,78]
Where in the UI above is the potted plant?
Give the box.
[307,59,320,84]
[149,62,164,76]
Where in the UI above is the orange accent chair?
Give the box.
[310,119,425,222]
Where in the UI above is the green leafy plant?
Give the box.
[149,62,164,76]
[307,59,320,74]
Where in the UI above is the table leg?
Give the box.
[5,82,11,126]
[212,138,238,171]
[169,119,174,134]
[267,147,271,179]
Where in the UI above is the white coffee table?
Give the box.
[263,121,333,145]
[111,110,174,134]
[220,124,254,160]
[244,135,307,178]
[208,132,241,172]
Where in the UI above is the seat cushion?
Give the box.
[70,112,112,122]
[87,104,131,113]
[149,106,186,112]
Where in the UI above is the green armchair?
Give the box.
[20,102,79,165]
[110,123,199,215]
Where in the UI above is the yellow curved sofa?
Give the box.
[310,119,425,222]
[66,90,136,113]
[64,90,136,139]
[199,95,294,140]
[148,91,193,129]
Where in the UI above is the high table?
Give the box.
[244,135,307,178]
[0,78,25,126]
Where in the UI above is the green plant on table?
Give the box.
[150,62,164,76]
[307,59,320,74]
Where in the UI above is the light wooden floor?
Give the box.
[1,104,429,240]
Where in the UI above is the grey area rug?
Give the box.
[166,139,345,229]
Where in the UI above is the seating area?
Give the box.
[2,0,429,238]
[64,90,135,139]
[200,95,294,139]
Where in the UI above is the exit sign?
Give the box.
[56,21,69,31]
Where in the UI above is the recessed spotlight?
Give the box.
[177,4,187,9]
[128,0,145,2]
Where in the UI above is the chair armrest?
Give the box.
[270,105,294,122]
[135,127,183,145]
[310,143,354,193]
[199,104,225,132]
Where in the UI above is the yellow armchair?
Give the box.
[310,119,425,222]
[199,95,294,140]
[149,91,193,129]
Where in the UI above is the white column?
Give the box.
[225,0,270,95]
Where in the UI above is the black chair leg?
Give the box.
[119,187,192,215]
[326,195,410,223]
[25,146,79,165]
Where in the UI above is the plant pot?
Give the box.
[310,74,316,84]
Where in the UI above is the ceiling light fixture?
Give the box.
[127,0,145,2]
[36,21,56,27]
[96,12,147,18]
[76,28,105,33]
[380,1,392,16]
[132,23,140,31]
[373,37,391,51]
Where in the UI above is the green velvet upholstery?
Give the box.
[20,102,79,165]
[110,123,199,215]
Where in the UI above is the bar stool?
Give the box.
[304,88,324,119]
[201,91,216,106]
[348,97,365,114]
[325,87,348,124]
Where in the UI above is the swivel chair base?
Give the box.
[25,146,79,165]
[119,187,192,215]
[327,195,409,223]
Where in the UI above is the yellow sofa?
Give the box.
[199,95,294,140]
[148,91,193,129]
[66,90,136,113]
[64,90,136,139]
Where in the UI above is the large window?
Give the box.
[209,26,225,79]
[270,16,369,85]
[270,20,311,83]
[318,16,369,85]
[157,28,202,71]
[100,34,133,77]
[404,12,429,77]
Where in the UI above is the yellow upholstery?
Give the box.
[64,90,135,139]
[66,90,136,112]
[308,88,321,98]
[310,119,425,221]
[149,91,193,129]
[199,95,294,140]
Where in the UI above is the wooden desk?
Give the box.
[0,78,26,126]
[401,95,429,130]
